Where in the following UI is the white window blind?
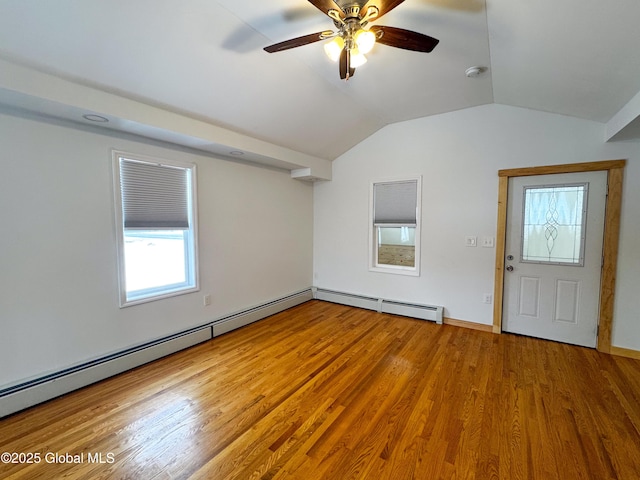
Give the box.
[119,158,190,229]
[373,180,418,226]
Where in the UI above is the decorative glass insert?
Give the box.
[521,183,588,265]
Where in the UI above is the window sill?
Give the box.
[369,265,420,277]
[120,285,199,308]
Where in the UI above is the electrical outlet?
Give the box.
[203,294,212,306]
[483,294,493,304]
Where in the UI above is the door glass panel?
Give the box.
[521,183,587,265]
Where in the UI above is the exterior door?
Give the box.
[503,171,607,347]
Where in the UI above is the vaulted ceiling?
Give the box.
[1,0,640,167]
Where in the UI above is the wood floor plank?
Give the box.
[2,300,640,479]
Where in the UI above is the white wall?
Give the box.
[0,110,313,388]
[314,104,640,350]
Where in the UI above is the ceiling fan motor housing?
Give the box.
[343,5,361,18]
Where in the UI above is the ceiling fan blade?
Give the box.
[307,0,343,16]
[369,25,439,52]
[361,0,406,20]
[339,48,348,79]
[264,31,330,53]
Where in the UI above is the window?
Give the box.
[113,151,198,306]
[521,183,588,265]
[369,177,421,276]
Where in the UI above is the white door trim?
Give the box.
[492,160,626,353]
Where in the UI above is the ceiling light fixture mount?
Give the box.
[465,66,486,78]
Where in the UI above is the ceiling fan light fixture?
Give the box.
[354,29,375,54]
[350,48,367,68]
[263,0,440,80]
[324,36,344,62]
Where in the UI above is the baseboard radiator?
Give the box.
[212,289,313,336]
[313,288,443,324]
[0,288,313,418]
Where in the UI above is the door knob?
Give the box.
[506,265,514,272]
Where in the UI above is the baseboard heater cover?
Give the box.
[0,327,212,419]
[212,289,314,336]
[0,288,313,418]
[313,288,443,324]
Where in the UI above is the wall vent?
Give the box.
[313,288,443,324]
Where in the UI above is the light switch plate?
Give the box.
[482,236,495,248]
[465,236,477,247]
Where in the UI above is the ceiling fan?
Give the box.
[263,0,439,80]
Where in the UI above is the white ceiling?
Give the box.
[1,0,639,162]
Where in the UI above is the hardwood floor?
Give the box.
[1,300,640,479]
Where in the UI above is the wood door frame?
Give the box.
[492,160,626,353]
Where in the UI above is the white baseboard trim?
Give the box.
[0,288,313,418]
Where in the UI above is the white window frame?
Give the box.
[112,150,199,307]
[369,175,422,276]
